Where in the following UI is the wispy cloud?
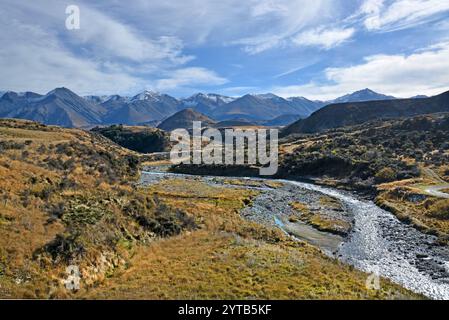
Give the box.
[230,0,337,54]
[292,27,355,49]
[361,0,449,31]
[0,13,142,95]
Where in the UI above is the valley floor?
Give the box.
[84,173,415,299]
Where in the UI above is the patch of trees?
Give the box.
[92,125,170,154]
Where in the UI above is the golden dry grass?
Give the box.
[0,119,142,298]
[376,167,449,239]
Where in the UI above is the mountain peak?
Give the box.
[107,95,126,102]
[355,88,379,95]
[253,93,280,100]
[131,90,163,102]
[332,88,396,104]
[49,87,72,93]
[157,108,216,131]
[46,87,79,99]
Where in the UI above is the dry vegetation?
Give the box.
[280,114,449,191]
[0,119,193,298]
[376,182,449,241]
[0,119,418,299]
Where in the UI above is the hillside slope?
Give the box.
[283,90,449,135]
[102,91,181,125]
[0,119,194,298]
[158,108,216,131]
[280,113,449,237]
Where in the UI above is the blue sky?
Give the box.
[1,0,449,100]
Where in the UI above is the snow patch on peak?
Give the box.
[287,96,309,101]
[131,90,162,102]
[185,93,235,104]
[253,93,283,101]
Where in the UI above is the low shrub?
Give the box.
[429,199,449,220]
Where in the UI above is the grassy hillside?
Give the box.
[0,119,418,299]
[283,90,449,135]
[0,119,193,298]
[281,114,449,186]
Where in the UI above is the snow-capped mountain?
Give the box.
[211,93,324,121]
[129,90,176,103]
[331,88,396,104]
[253,93,283,101]
[180,93,235,116]
[102,90,181,125]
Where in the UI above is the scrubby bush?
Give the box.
[124,196,196,237]
[375,167,397,183]
[429,199,449,220]
[0,140,25,151]
[41,233,85,263]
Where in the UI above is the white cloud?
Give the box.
[1,0,448,97]
[0,0,224,95]
[0,14,142,95]
[360,0,385,15]
[272,42,449,100]
[362,0,449,31]
[2,0,193,64]
[292,27,355,49]
[155,68,228,91]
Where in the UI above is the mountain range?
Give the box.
[0,87,427,129]
[283,90,449,135]
[0,89,105,127]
